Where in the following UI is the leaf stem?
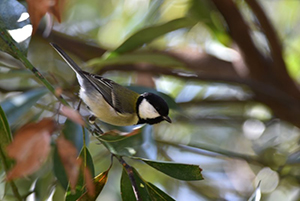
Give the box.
[115,155,141,201]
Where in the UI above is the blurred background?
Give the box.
[1,0,300,200]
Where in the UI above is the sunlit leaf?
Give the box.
[187,0,230,44]
[77,170,109,201]
[121,167,175,201]
[0,0,31,55]
[113,17,197,54]
[52,183,65,201]
[0,88,48,125]
[6,118,57,180]
[139,158,203,181]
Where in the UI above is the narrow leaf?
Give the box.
[147,182,175,201]
[53,145,69,190]
[121,167,175,201]
[0,105,13,166]
[0,88,48,125]
[88,52,186,69]
[139,158,203,181]
[114,17,196,54]
[121,168,150,201]
[98,128,143,156]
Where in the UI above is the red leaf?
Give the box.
[83,167,95,197]
[56,136,82,191]
[60,105,85,126]
[26,0,63,33]
[6,118,57,180]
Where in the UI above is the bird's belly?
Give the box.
[79,89,138,126]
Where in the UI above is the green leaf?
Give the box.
[0,173,5,200]
[34,171,56,201]
[0,88,48,125]
[187,0,230,44]
[0,70,32,80]
[53,145,69,190]
[0,105,12,149]
[98,129,144,157]
[52,184,66,201]
[62,119,89,154]
[65,147,95,201]
[77,170,109,201]
[0,105,14,174]
[146,182,175,201]
[0,0,31,56]
[88,52,186,69]
[121,167,175,201]
[139,158,203,181]
[121,168,150,201]
[113,17,197,54]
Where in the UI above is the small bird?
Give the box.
[51,43,171,126]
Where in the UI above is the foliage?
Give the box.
[1,0,300,201]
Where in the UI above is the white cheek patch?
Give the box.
[139,99,160,119]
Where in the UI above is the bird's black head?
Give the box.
[136,92,171,125]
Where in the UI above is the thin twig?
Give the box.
[156,139,264,165]
[115,155,141,201]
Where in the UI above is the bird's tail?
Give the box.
[50,43,84,76]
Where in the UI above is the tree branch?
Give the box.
[209,0,270,81]
[245,0,300,99]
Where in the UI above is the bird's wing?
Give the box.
[87,74,138,114]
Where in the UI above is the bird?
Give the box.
[51,43,171,126]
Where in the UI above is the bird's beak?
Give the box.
[163,116,172,123]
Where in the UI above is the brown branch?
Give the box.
[210,0,270,81]
[245,0,300,99]
[116,156,141,201]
